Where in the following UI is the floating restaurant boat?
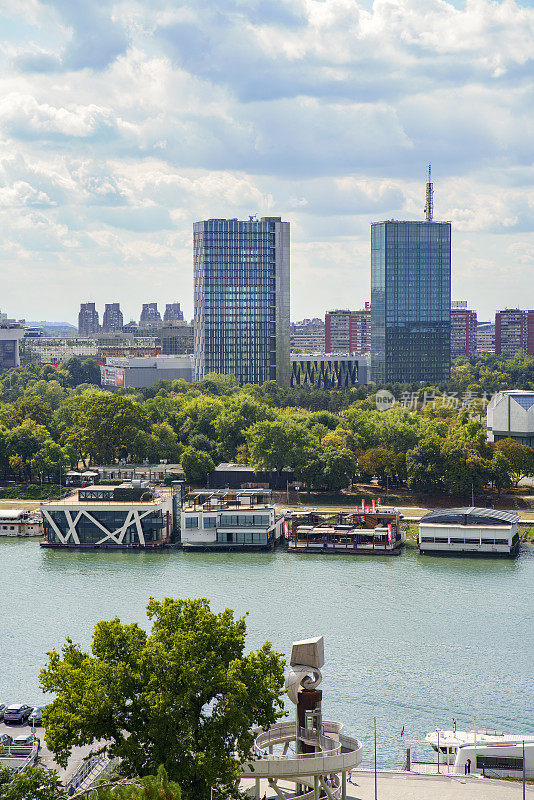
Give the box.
[418,508,520,557]
[288,504,405,555]
[425,729,534,778]
[426,728,534,758]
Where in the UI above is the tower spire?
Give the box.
[425,163,434,222]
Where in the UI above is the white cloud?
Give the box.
[0,0,530,322]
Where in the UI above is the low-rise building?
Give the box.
[418,508,519,557]
[181,489,284,551]
[0,509,42,537]
[96,464,184,482]
[487,390,534,447]
[100,355,193,388]
[41,483,181,548]
[208,463,297,490]
[290,353,369,388]
[0,321,25,368]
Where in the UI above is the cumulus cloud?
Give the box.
[0,0,531,321]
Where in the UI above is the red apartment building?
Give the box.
[325,307,371,354]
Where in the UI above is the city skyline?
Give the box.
[0,0,532,322]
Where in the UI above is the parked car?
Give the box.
[28,706,46,726]
[3,704,32,724]
[0,703,6,721]
[0,734,13,752]
[9,734,39,755]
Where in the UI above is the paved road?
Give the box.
[242,772,534,799]
[0,720,99,784]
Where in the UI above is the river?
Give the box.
[1,540,533,768]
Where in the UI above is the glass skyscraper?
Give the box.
[193,217,290,386]
[371,220,451,384]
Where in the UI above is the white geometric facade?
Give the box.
[487,390,534,447]
[42,496,174,547]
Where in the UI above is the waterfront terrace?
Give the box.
[181,489,284,551]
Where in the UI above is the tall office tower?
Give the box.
[370,167,451,383]
[495,309,534,356]
[102,303,124,333]
[325,307,371,354]
[78,302,99,336]
[193,217,290,385]
[164,302,184,323]
[451,302,477,358]
[140,303,162,324]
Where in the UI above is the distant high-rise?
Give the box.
[102,303,123,333]
[451,303,477,358]
[140,303,162,324]
[371,168,451,383]
[495,309,534,356]
[78,303,99,337]
[325,307,370,354]
[194,217,290,385]
[164,302,184,323]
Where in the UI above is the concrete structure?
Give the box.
[194,217,290,386]
[325,308,371,355]
[0,322,24,368]
[41,483,180,548]
[101,303,123,333]
[487,390,534,447]
[163,302,184,322]
[96,464,183,482]
[23,337,99,364]
[451,305,477,358]
[495,308,534,356]
[208,462,297,490]
[418,507,519,557]
[180,489,284,551]
[140,303,162,324]
[78,303,99,337]
[241,637,363,800]
[160,324,194,355]
[0,509,42,537]
[290,354,369,388]
[100,355,193,388]
[477,321,495,354]
[291,319,325,353]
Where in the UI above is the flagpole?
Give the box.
[374,716,378,800]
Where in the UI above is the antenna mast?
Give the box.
[425,163,434,222]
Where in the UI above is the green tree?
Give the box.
[93,766,181,799]
[1,766,62,800]
[246,418,314,473]
[40,598,285,800]
[9,420,50,480]
[180,447,215,484]
[78,394,148,464]
[406,436,446,494]
[494,438,534,487]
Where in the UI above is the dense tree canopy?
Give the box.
[40,598,285,800]
[0,356,530,497]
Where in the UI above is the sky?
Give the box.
[0,0,533,325]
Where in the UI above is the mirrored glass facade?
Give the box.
[193,217,290,385]
[371,221,451,383]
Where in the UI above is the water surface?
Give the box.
[1,540,533,768]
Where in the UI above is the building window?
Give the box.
[185,517,199,529]
[476,756,523,771]
[204,517,216,528]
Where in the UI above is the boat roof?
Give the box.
[420,507,518,526]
